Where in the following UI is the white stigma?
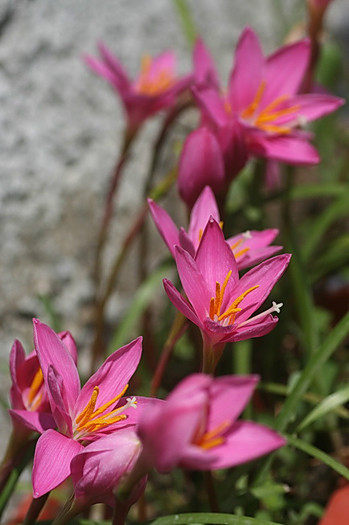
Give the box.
[126,396,137,409]
[243,230,252,239]
[237,301,283,328]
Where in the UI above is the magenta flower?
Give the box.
[191,28,344,180]
[149,186,281,271]
[137,373,285,473]
[85,43,193,133]
[163,218,290,368]
[177,127,226,207]
[71,430,145,509]
[31,319,144,498]
[9,331,76,434]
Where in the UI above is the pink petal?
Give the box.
[147,51,176,80]
[178,228,196,257]
[32,429,83,497]
[178,127,225,208]
[9,409,55,434]
[76,337,142,417]
[206,375,259,431]
[71,430,141,503]
[97,42,131,93]
[192,88,229,128]
[195,218,239,299]
[33,320,80,414]
[58,331,78,364]
[163,279,201,328]
[228,27,264,112]
[207,420,285,469]
[173,246,211,321]
[138,394,206,473]
[193,37,220,90]
[188,186,220,250]
[248,133,320,165]
[147,199,179,258]
[232,254,291,323]
[229,315,278,342]
[263,40,310,103]
[47,366,73,434]
[289,93,345,122]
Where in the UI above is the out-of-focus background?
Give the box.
[0,0,348,438]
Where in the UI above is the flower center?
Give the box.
[195,420,230,450]
[26,368,44,411]
[209,270,259,325]
[240,80,300,134]
[135,55,174,96]
[73,384,137,440]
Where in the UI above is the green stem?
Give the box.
[0,439,36,521]
[201,337,225,374]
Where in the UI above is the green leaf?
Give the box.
[150,513,284,525]
[297,385,349,431]
[172,0,197,48]
[302,192,349,262]
[290,183,349,200]
[275,309,349,433]
[286,434,349,480]
[107,262,172,352]
[311,234,349,282]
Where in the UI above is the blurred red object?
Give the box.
[4,493,61,525]
[319,485,349,525]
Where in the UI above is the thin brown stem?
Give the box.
[22,493,49,525]
[93,128,137,289]
[150,311,187,396]
[203,471,219,512]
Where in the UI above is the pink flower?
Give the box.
[31,319,144,498]
[85,43,193,133]
[9,331,76,434]
[149,186,281,271]
[163,218,290,352]
[137,373,285,473]
[71,430,145,508]
[191,28,344,180]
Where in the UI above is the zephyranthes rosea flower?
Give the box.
[31,319,144,497]
[190,28,344,184]
[136,374,285,473]
[9,331,76,434]
[149,185,281,270]
[85,44,193,133]
[163,218,290,371]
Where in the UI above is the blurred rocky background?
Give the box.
[0,0,348,445]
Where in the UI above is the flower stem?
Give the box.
[201,337,225,374]
[93,127,137,291]
[90,168,177,371]
[150,311,187,396]
[22,493,49,525]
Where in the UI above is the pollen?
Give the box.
[74,383,132,437]
[27,368,44,409]
[135,55,174,96]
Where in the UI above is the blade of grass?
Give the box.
[150,513,284,525]
[172,0,197,48]
[297,385,349,431]
[286,434,349,480]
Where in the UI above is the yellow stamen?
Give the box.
[257,105,300,124]
[75,383,129,433]
[198,228,203,243]
[218,285,259,323]
[196,420,230,450]
[230,238,243,251]
[234,247,250,259]
[259,94,289,114]
[209,297,215,320]
[241,80,266,119]
[27,368,44,406]
[209,270,232,320]
[216,270,232,317]
[75,386,99,426]
[136,55,174,96]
